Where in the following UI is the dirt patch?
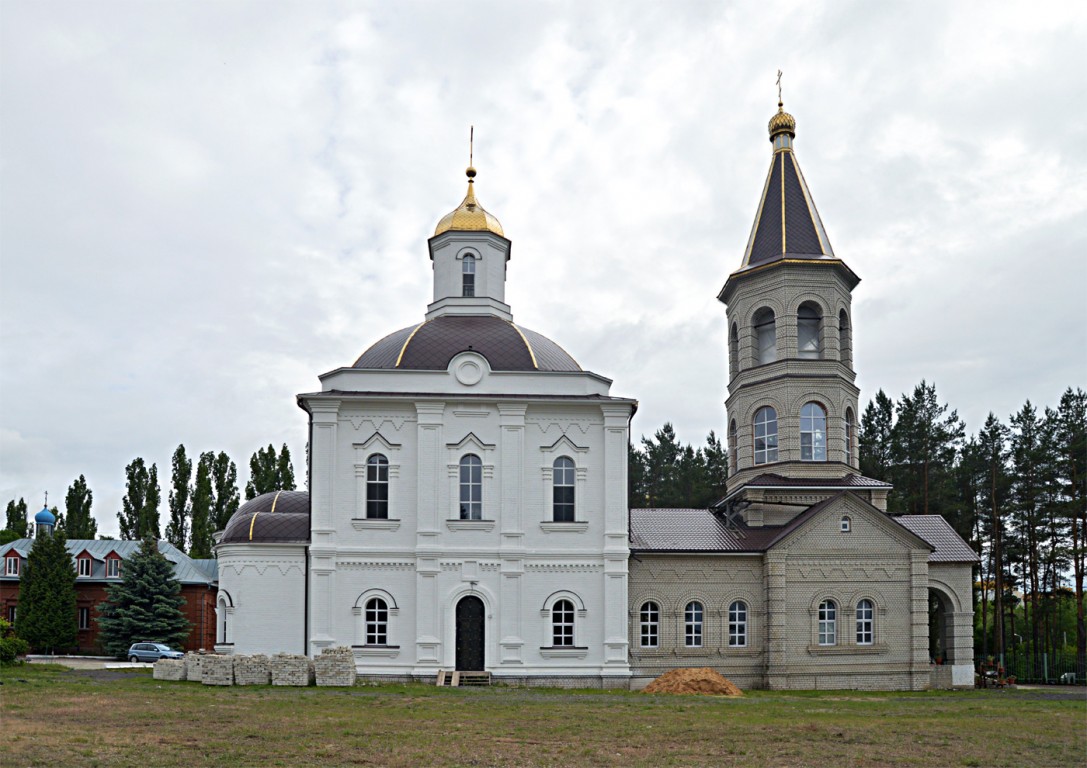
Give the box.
[642,667,743,696]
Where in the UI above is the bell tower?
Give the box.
[718,93,884,522]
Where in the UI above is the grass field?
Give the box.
[2,664,1084,767]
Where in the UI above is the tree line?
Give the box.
[2,443,297,559]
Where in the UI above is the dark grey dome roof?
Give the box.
[220,491,310,544]
[353,315,581,372]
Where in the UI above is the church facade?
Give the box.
[214,103,976,690]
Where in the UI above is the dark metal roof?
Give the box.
[744,473,892,489]
[353,315,580,373]
[746,148,833,267]
[220,491,310,545]
[895,515,979,563]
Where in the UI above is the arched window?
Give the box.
[797,303,822,359]
[840,515,852,532]
[729,322,739,378]
[753,407,778,465]
[552,599,575,647]
[366,454,389,519]
[459,454,482,520]
[365,597,389,645]
[838,309,851,367]
[728,420,738,476]
[552,457,575,522]
[728,600,748,647]
[800,402,827,462]
[684,601,704,647]
[752,308,776,365]
[639,601,660,648]
[462,254,476,297]
[844,408,855,466]
[818,600,837,646]
[856,599,874,645]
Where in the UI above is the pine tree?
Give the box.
[96,538,190,657]
[64,475,97,540]
[211,452,240,532]
[15,529,77,653]
[117,458,161,540]
[703,430,729,504]
[4,498,29,538]
[165,445,192,551]
[889,381,964,519]
[188,453,215,559]
[859,390,895,481]
[974,413,1011,661]
[245,443,296,500]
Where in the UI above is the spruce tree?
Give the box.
[96,538,190,656]
[859,389,895,482]
[4,498,28,538]
[15,529,77,653]
[64,475,97,540]
[165,445,192,551]
[117,458,161,540]
[188,454,215,559]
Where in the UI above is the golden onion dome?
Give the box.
[434,166,505,237]
[768,101,796,140]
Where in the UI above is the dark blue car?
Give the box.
[126,642,184,663]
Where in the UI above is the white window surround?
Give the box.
[353,434,401,521]
[539,435,589,527]
[539,591,587,652]
[840,515,852,532]
[352,590,400,656]
[5,556,18,576]
[106,557,121,578]
[446,433,496,521]
[77,557,92,577]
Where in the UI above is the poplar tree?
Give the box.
[188,453,215,559]
[4,498,28,538]
[165,444,192,551]
[96,538,190,656]
[245,443,296,499]
[64,475,97,540]
[15,529,77,653]
[211,452,240,532]
[117,458,161,540]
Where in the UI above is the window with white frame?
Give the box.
[366,454,390,519]
[106,558,121,578]
[728,600,748,647]
[78,607,90,630]
[552,599,575,646]
[5,556,18,576]
[856,599,874,645]
[800,402,827,462]
[844,407,855,466]
[684,601,704,647]
[639,602,660,648]
[459,454,483,519]
[365,598,389,645]
[840,515,852,532]
[754,407,778,465]
[462,254,476,297]
[77,557,91,577]
[818,600,837,645]
[552,456,575,521]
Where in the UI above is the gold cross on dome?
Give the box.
[776,70,783,104]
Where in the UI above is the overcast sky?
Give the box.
[2,1,1084,538]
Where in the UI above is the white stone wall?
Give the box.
[216,543,307,656]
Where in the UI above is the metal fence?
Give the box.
[999,651,1085,684]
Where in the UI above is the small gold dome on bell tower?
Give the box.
[768,101,797,140]
[433,165,505,238]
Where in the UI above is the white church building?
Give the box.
[214,103,976,690]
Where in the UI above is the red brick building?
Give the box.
[1,538,218,653]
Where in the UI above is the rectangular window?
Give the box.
[459,456,482,520]
[728,601,748,647]
[5,556,19,576]
[106,559,121,578]
[818,602,837,646]
[77,558,92,577]
[639,603,659,648]
[684,602,704,648]
[78,607,90,630]
[552,600,575,647]
[365,600,388,645]
[6,606,15,624]
[366,457,390,519]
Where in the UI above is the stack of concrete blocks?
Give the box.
[201,654,235,686]
[314,646,356,687]
[233,654,272,686]
[153,659,187,681]
[184,652,205,683]
[270,653,315,686]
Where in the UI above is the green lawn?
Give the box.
[2,664,1083,767]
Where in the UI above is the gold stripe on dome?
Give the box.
[395,322,426,368]
[249,490,283,541]
[780,152,787,253]
[509,323,539,369]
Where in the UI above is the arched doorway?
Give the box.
[929,588,952,664]
[455,596,485,671]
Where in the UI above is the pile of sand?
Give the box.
[642,667,743,696]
